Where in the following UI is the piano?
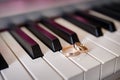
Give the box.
[0,0,120,80]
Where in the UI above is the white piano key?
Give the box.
[82,39,116,79]
[57,37,100,80]
[117,31,120,35]
[87,36,120,72]
[0,31,63,80]
[0,37,33,80]
[70,54,100,80]
[37,23,101,80]
[21,27,83,80]
[44,52,84,80]
[104,31,120,46]
[55,18,120,75]
[0,74,3,80]
[55,18,116,79]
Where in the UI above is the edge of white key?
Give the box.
[0,31,63,80]
[83,38,116,79]
[0,73,3,80]
[54,18,119,79]
[39,22,101,80]
[21,27,84,80]
[0,36,33,80]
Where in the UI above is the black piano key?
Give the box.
[40,18,80,44]
[62,14,103,37]
[0,28,9,32]
[25,21,62,52]
[9,28,43,59]
[0,53,8,70]
[103,4,120,13]
[111,2,120,7]
[92,7,120,21]
[74,10,116,32]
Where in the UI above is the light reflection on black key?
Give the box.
[74,10,116,32]
[62,14,103,37]
[92,7,120,21]
[40,18,80,44]
[0,53,8,70]
[25,21,62,52]
[10,28,43,59]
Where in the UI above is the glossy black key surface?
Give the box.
[25,21,62,52]
[111,3,120,8]
[103,4,120,13]
[92,7,120,21]
[74,10,116,32]
[0,53,8,70]
[40,18,80,44]
[62,14,103,37]
[10,28,43,59]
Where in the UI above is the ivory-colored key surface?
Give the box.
[37,23,101,80]
[57,36,100,80]
[21,27,84,80]
[55,18,116,79]
[0,31,63,80]
[0,74,3,80]
[0,37,33,80]
[87,36,120,71]
[82,38,116,79]
[104,31,120,46]
[69,54,100,80]
[89,7,120,80]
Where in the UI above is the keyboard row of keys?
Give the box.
[25,21,62,52]
[37,21,100,80]
[62,14,103,37]
[0,37,33,80]
[1,2,120,80]
[74,10,116,32]
[0,32,63,80]
[40,18,80,44]
[21,26,84,80]
[9,28,43,59]
[55,17,119,79]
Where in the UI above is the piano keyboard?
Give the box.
[1,0,120,80]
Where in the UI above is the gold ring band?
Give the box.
[62,42,88,57]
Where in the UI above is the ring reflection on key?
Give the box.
[62,42,88,57]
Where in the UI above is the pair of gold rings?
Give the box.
[62,42,88,57]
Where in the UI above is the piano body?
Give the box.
[0,0,120,80]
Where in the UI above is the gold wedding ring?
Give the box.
[74,42,88,53]
[62,42,88,57]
